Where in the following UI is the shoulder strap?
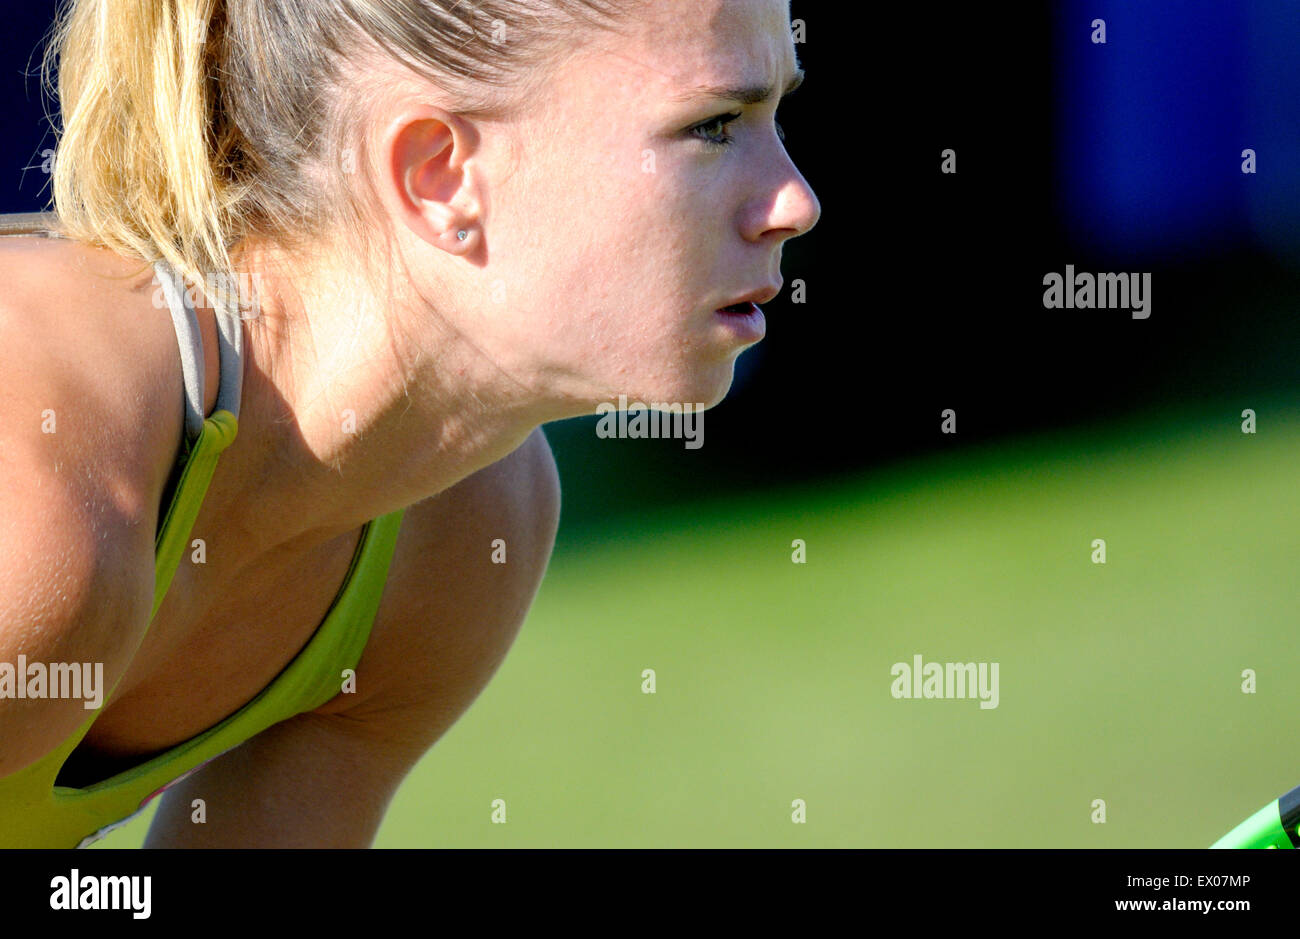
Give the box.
[153,260,208,443]
[152,259,245,445]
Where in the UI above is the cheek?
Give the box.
[496,131,720,329]
[591,161,719,285]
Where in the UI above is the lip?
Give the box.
[714,282,783,312]
[713,302,766,343]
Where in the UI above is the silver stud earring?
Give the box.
[456,230,468,242]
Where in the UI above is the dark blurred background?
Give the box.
[3,1,1297,539]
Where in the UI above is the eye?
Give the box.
[689,112,743,148]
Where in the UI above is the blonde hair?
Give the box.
[40,0,630,319]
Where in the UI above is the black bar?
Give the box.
[0,848,1285,927]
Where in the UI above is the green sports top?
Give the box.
[0,214,405,847]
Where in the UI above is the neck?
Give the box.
[212,244,554,554]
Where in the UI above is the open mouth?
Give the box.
[717,302,758,314]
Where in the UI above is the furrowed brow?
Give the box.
[670,66,806,106]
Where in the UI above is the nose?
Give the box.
[743,159,822,243]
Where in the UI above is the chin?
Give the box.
[635,367,737,413]
[698,357,744,409]
[696,374,736,410]
[582,352,744,419]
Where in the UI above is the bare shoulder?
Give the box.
[0,236,186,776]
[0,235,184,518]
[312,427,561,738]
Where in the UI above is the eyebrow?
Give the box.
[669,66,806,106]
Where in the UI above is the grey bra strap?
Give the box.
[153,259,245,445]
[212,282,245,420]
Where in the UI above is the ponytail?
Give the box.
[42,0,249,317]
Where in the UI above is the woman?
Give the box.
[0,0,819,847]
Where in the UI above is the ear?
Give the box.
[377,105,482,255]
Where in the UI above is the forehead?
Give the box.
[594,0,797,96]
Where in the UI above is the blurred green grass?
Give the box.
[93,396,1300,847]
